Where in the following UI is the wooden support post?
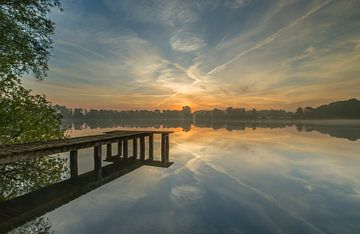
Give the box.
[106,143,112,159]
[123,139,128,159]
[117,140,122,157]
[94,143,102,178]
[133,137,138,159]
[161,133,166,165]
[165,134,169,163]
[70,150,78,178]
[149,134,154,161]
[140,136,145,161]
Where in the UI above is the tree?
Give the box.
[295,107,304,119]
[0,0,63,81]
[0,77,67,233]
[0,77,65,144]
[181,106,192,120]
[0,2,65,232]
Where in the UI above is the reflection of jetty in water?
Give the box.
[0,130,173,233]
[62,119,360,141]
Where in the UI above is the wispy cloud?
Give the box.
[206,0,332,76]
[22,0,360,110]
[170,31,206,52]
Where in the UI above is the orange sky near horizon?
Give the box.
[21,0,360,112]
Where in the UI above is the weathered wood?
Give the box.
[149,134,154,161]
[0,131,174,165]
[106,143,112,159]
[117,140,122,157]
[94,143,102,178]
[70,150,78,178]
[133,137,138,158]
[0,130,175,233]
[0,159,145,234]
[123,139,128,159]
[165,134,170,163]
[140,136,145,161]
[0,132,138,164]
[161,133,166,165]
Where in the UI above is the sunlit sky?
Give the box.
[22,0,360,111]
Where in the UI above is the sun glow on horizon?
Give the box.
[22,0,360,110]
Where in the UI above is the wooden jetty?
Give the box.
[0,130,173,165]
[0,130,174,233]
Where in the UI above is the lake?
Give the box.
[4,120,360,234]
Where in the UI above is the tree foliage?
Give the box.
[0,0,62,80]
[0,77,64,144]
[0,77,68,203]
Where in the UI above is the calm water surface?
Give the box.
[8,122,360,234]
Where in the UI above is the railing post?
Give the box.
[123,139,128,159]
[140,135,145,161]
[94,143,102,178]
[70,149,78,178]
[149,134,154,161]
[133,137,137,159]
[117,140,122,157]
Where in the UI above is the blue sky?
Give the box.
[23,0,360,110]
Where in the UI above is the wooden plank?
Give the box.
[105,130,174,134]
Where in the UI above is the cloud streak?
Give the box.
[22,0,360,110]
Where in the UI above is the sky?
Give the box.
[22,0,360,111]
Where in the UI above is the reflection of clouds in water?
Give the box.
[203,161,325,234]
[21,126,360,233]
[173,139,325,233]
[175,127,360,196]
[170,185,204,206]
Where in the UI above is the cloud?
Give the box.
[170,31,206,52]
[206,0,332,76]
[225,0,250,9]
[170,185,204,205]
[103,0,218,26]
[25,0,360,110]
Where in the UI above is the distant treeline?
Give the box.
[195,98,360,120]
[55,105,193,120]
[55,98,360,121]
[61,119,360,141]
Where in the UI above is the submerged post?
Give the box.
[123,139,128,159]
[70,150,78,178]
[94,143,102,177]
[117,140,122,157]
[149,134,154,161]
[133,137,138,159]
[140,135,145,161]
